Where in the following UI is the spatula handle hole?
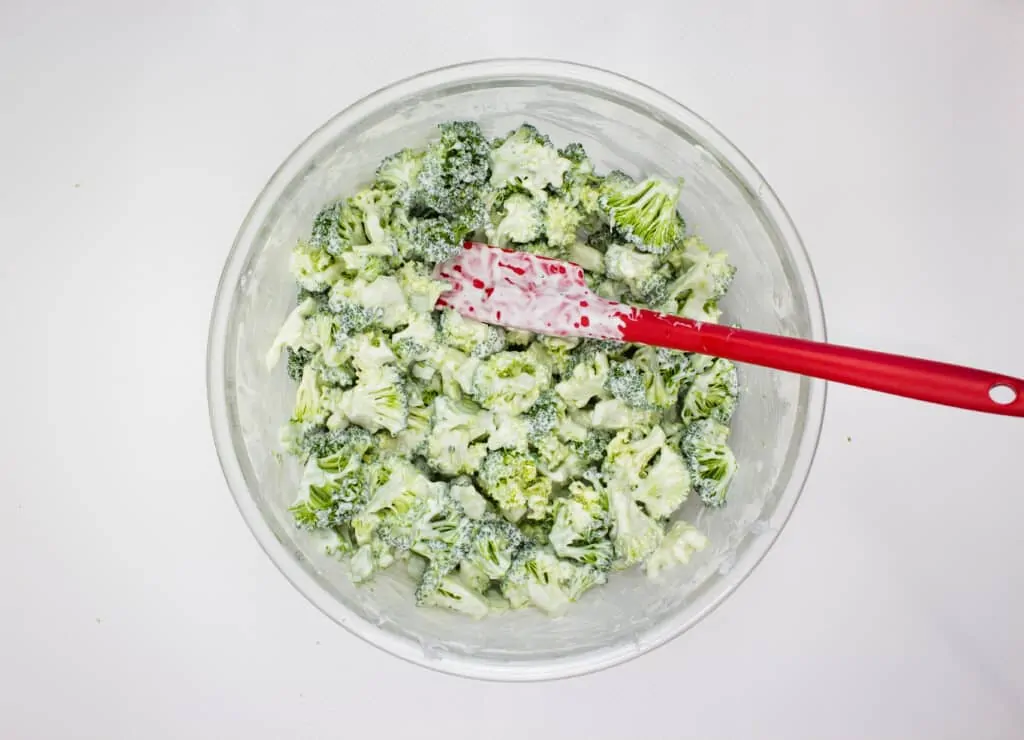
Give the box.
[989,383,1018,405]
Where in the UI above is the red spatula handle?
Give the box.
[619,309,1024,417]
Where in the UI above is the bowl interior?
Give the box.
[215,66,822,679]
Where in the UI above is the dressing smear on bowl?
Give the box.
[265,121,738,619]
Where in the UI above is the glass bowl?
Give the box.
[207,59,826,681]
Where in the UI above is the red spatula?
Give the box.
[434,242,1024,417]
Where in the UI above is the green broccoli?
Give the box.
[489,123,571,196]
[460,515,525,581]
[588,398,659,430]
[289,240,344,293]
[423,396,493,477]
[661,236,736,322]
[681,357,739,425]
[603,243,661,297]
[332,364,408,434]
[471,350,553,416]
[544,196,583,248]
[604,425,690,519]
[554,349,610,408]
[309,199,366,256]
[548,481,613,569]
[416,121,491,228]
[644,520,709,578]
[397,261,450,314]
[598,172,685,253]
[439,309,506,358]
[478,449,552,523]
[416,572,490,619]
[682,418,738,507]
[391,212,466,265]
[486,190,545,246]
[286,347,315,382]
[374,147,426,204]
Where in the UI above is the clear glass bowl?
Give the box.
[207,59,826,681]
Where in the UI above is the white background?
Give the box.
[1,1,1022,738]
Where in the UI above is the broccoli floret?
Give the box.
[557,142,600,215]
[308,350,356,389]
[606,360,650,409]
[349,186,394,246]
[567,429,614,468]
[682,418,738,507]
[397,261,450,314]
[603,425,690,519]
[286,347,315,381]
[478,449,552,523]
[392,213,465,265]
[330,300,382,337]
[390,314,437,366]
[308,425,373,466]
[504,328,534,348]
[374,147,426,203]
[548,481,613,569]
[598,172,685,253]
[490,124,571,196]
[460,515,525,581]
[518,238,567,260]
[346,330,397,374]
[309,199,366,256]
[545,196,583,248]
[333,364,408,434]
[500,545,604,615]
[289,240,344,293]
[589,398,659,430]
[661,236,736,322]
[644,520,709,578]
[500,545,571,616]
[471,350,553,416]
[486,190,545,246]
[266,297,321,370]
[449,477,491,520]
[567,241,605,273]
[681,357,739,425]
[486,412,531,451]
[555,349,610,408]
[533,336,579,377]
[289,457,371,531]
[349,540,396,583]
[423,396,493,476]
[439,308,506,358]
[618,346,692,410]
[334,242,396,280]
[604,243,661,297]
[522,390,565,441]
[416,573,490,619]
[417,121,491,228]
[390,401,432,456]
[328,275,411,330]
[607,483,663,568]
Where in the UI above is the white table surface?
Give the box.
[2,1,1022,738]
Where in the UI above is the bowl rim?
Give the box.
[206,57,828,682]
